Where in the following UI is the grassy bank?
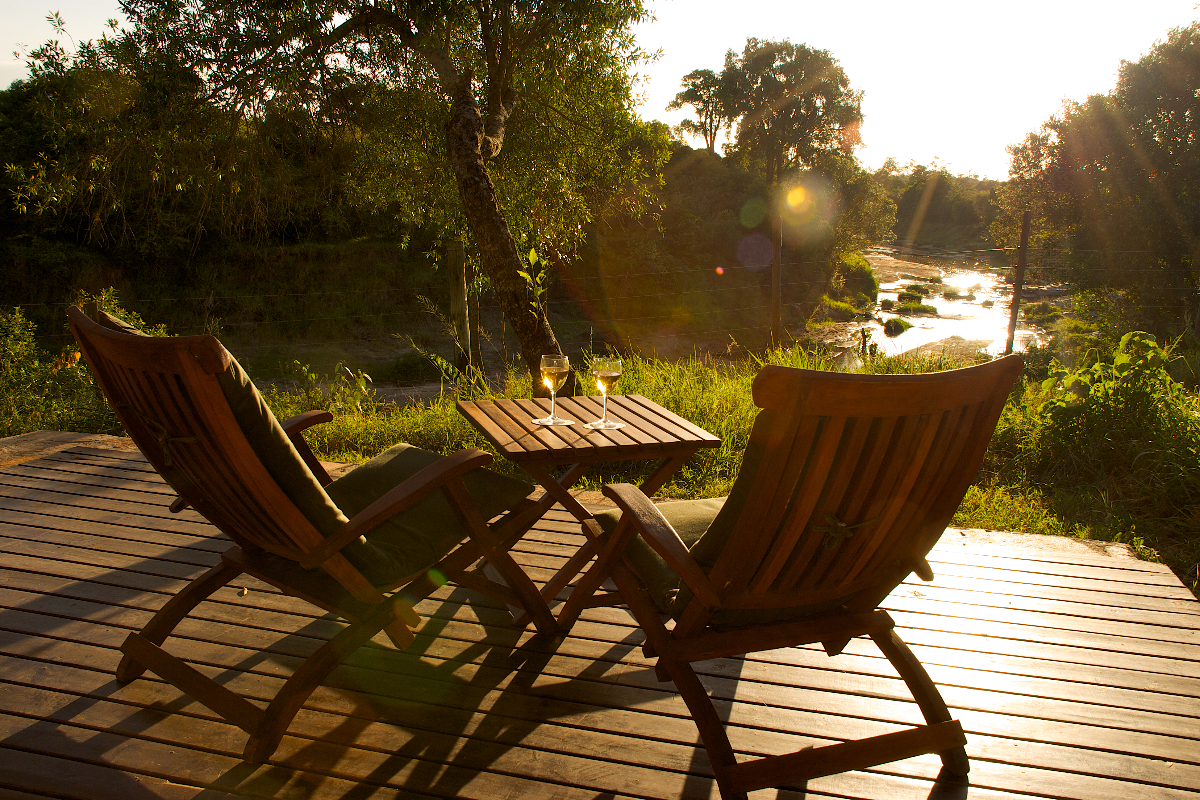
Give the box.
[4,300,1198,596]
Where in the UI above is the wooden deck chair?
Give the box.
[67,305,555,762]
[558,355,1022,798]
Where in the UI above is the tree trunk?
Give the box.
[444,91,563,395]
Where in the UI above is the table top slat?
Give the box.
[509,399,599,450]
[491,400,576,453]
[456,401,520,451]
[603,396,687,444]
[458,400,548,457]
[622,395,722,445]
[555,396,652,449]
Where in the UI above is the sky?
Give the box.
[4,1,1198,180]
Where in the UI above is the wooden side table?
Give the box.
[456,393,720,621]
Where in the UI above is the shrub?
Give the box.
[0,306,120,437]
[883,317,912,336]
[995,332,1200,516]
[818,295,858,322]
[902,284,930,296]
[896,301,938,314]
[837,252,879,302]
[1022,300,1062,326]
[897,291,924,303]
[942,287,961,299]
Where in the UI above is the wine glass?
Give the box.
[531,354,573,426]
[585,356,625,430]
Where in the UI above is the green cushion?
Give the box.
[326,443,533,585]
[214,356,351,544]
[593,497,725,614]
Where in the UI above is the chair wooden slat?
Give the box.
[750,415,848,593]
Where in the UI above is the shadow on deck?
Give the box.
[0,443,1198,799]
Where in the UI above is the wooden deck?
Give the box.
[1,444,1198,799]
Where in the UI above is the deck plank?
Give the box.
[1,443,1198,799]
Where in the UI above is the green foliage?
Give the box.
[667,69,725,153]
[882,317,911,336]
[879,299,894,311]
[1,28,365,263]
[991,23,1200,331]
[896,301,937,314]
[976,331,1200,584]
[836,252,878,302]
[1038,331,1177,432]
[902,284,930,296]
[0,298,133,437]
[856,349,970,375]
[720,38,862,184]
[1022,300,1062,326]
[875,161,1000,247]
[817,295,859,322]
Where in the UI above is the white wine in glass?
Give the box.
[585,356,625,430]
[531,354,573,426]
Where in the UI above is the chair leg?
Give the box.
[117,560,243,682]
[871,628,970,776]
[243,599,401,763]
[611,561,747,799]
[558,518,638,633]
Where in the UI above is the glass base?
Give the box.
[584,419,625,430]
[532,416,574,426]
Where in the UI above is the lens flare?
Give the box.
[715,266,724,275]
[779,175,837,243]
[739,196,768,228]
[736,233,773,270]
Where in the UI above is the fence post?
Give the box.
[1005,210,1031,355]
[447,239,471,371]
[771,214,782,348]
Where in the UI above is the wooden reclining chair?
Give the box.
[557,355,1022,798]
[68,305,555,762]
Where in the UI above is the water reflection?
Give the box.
[862,267,1042,356]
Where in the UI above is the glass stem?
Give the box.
[601,392,608,423]
[550,392,557,420]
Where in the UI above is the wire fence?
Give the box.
[15,247,1200,369]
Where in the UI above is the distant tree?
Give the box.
[1,23,360,260]
[666,68,725,153]
[887,164,998,246]
[720,38,863,185]
[118,0,651,385]
[991,23,1200,301]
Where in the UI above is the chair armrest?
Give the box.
[602,484,721,608]
[299,448,494,570]
[280,410,335,485]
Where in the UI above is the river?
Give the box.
[831,249,1045,360]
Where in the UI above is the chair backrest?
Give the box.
[695,355,1022,621]
[67,306,339,563]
